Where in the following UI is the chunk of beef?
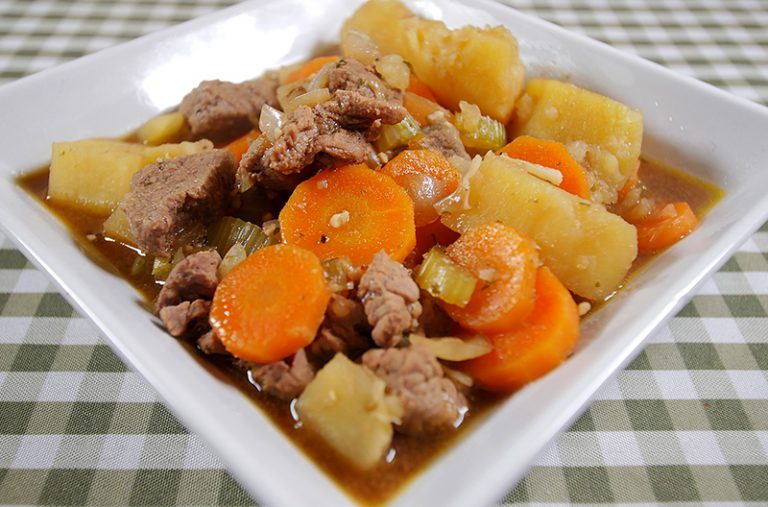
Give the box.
[413,113,470,160]
[321,90,405,129]
[197,330,229,356]
[357,251,422,347]
[238,104,377,189]
[311,294,370,359]
[238,58,406,188]
[328,58,402,103]
[156,250,221,339]
[159,299,211,338]
[362,343,467,435]
[180,75,278,140]
[246,348,315,399]
[126,150,236,256]
[156,250,221,310]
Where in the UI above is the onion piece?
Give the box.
[306,61,336,91]
[285,88,331,114]
[259,104,286,143]
[435,154,483,214]
[341,29,380,66]
[217,243,247,279]
[410,334,492,361]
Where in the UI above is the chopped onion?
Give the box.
[259,104,286,143]
[410,334,492,361]
[217,243,247,279]
[375,54,410,90]
[285,88,331,114]
[435,154,483,214]
[341,29,380,66]
[443,366,474,387]
[306,61,336,91]
[276,81,305,112]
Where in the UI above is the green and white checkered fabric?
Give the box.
[1,0,767,505]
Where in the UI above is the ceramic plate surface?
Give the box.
[1,0,767,505]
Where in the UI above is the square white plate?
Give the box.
[1,0,767,505]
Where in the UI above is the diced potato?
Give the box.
[441,153,637,300]
[102,203,136,246]
[343,0,525,123]
[296,354,403,470]
[137,111,189,146]
[510,79,643,204]
[48,139,212,215]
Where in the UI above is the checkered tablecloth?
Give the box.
[1,0,766,505]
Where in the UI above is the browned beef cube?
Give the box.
[179,75,278,140]
[125,150,236,256]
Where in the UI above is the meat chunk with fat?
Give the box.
[238,58,407,189]
[244,348,315,400]
[362,343,467,435]
[180,75,278,140]
[357,251,422,347]
[125,150,236,256]
[156,250,221,338]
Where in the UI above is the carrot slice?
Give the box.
[406,73,438,102]
[443,223,539,333]
[500,135,590,199]
[379,149,461,227]
[460,266,580,392]
[279,163,416,266]
[224,128,260,163]
[635,201,698,253]
[403,92,448,127]
[286,56,340,83]
[209,244,330,363]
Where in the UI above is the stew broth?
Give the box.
[17,157,722,505]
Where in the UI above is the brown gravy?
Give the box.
[16,157,722,505]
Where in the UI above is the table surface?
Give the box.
[1,0,767,505]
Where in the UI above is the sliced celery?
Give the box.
[453,102,506,152]
[414,247,477,307]
[322,257,358,292]
[375,113,420,153]
[208,216,276,257]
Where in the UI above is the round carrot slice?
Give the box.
[443,223,538,333]
[461,266,580,392]
[379,149,461,227]
[279,163,416,266]
[209,244,330,363]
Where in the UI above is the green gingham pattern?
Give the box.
[1,0,766,504]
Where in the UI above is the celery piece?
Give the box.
[375,113,420,153]
[414,247,477,307]
[454,102,507,152]
[322,257,358,292]
[208,216,276,257]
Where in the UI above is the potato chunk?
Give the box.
[296,353,403,470]
[343,0,525,123]
[102,203,136,246]
[510,79,643,204]
[48,139,212,215]
[441,153,637,300]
